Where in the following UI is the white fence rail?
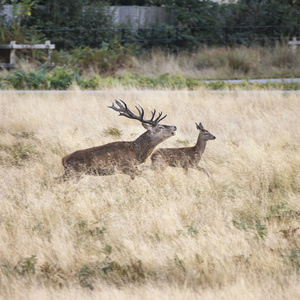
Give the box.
[288,37,300,52]
[0,41,55,68]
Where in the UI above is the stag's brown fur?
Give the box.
[150,122,215,176]
[60,100,177,180]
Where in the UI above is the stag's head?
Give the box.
[108,99,177,143]
[196,122,216,141]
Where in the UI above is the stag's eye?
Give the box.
[158,125,165,130]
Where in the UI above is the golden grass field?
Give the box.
[0,89,300,299]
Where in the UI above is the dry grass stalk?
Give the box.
[0,89,299,299]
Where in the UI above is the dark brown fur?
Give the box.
[60,100,177,180]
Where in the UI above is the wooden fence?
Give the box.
[0,41,55,68]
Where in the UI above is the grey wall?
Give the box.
[1,5,174,28]
[0,4,14,25]
[109,6,174,27]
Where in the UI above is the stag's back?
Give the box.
[62,141,134,173]
[60,99,177,179]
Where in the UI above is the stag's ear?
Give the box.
[142,123,154,131]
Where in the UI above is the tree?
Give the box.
[3,0,39,33]
[27,0,111,29]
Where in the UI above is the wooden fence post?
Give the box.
[45,40,51,64]
[288,36,300,53]
[10,41,16,65]
[291,37,297,53]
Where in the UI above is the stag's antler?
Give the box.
[108,98,167,126]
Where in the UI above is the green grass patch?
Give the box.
[1,67,300,90]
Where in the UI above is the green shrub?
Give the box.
[77,77,99,89]
[1,65,78,90]
[14,255,37,276]
[206,81,226,90]
[4,70,26,89]
[46,68,77,90]
[233,218,267,239]
[70,41,136,75]
[51,50,73,66]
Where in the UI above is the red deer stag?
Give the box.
[149,122,215,177]
[61,99,177,180]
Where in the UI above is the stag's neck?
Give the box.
[194,135,207,156]
[131,132,158,163]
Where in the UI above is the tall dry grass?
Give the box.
[129,45,300,79]
[0,89,300,299]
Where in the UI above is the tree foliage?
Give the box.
[1,0,300,48]
[166,0,300,28]
[163,0,300,47]
[27,0,111,29]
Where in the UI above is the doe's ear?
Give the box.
[142,123,154,131]
[196,122,204,130]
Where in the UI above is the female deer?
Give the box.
[149,122,215,177]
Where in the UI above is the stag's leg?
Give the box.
[140,165,154,172]
[120,165,141,179]
[90,166,115,176]
[140,158,167,172]
[151,155,169,171]
[55,167,72,182]
[183,166,189,174]
[54,174,66,183]
[66,167,84,181]
[153,162,168,171]
[55,167,82,182]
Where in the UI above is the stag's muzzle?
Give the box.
[172,126,177,135]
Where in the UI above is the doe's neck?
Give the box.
[195,134,207,155]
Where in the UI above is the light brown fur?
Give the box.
[150,122,215,177]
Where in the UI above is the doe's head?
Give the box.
[196,122,216,141]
